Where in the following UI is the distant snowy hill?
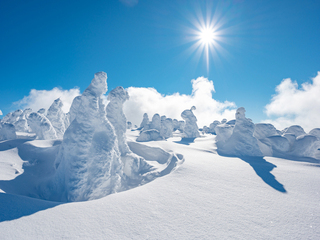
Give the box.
[0,131,319,239]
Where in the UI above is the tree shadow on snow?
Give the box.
[0,192,62,222]
[173,137,196,145]
[239,156,287,193]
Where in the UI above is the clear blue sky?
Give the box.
[1,0,319,122]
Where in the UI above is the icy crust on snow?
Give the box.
[27,112,57,140]
[47,72,123,202]
[216,107,263,157]
[181,106,200,139]
[46,98,68,138]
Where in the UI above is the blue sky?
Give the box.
[1,0,320,127]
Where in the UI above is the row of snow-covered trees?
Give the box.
[136,106,200,142]
[136,105,320,160]
[0,98,68,141]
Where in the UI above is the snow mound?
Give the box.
[216,107,263,157]
[137,129,164,142]
[181,106,200,139]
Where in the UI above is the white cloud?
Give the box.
[14,87,81,113]
[119,0,138,7]
[0,110,2,115]
[123,77,237,127]
[264,71,320,132]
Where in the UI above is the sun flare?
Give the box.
[199,26,216,45]
[184,3,231,73]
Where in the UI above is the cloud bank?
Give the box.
[264,72,320,132]
[123,77,237,128]
[14,87,81,113]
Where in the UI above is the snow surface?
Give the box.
[0,131,320,239]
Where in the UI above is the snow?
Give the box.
[0,133,319,239]
[1,75,320,239]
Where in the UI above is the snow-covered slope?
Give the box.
[0,131,319,239]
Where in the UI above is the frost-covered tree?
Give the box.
[160,116,173,139]
[181,106,200,139]
[216,107,262,156]
[106,86,130,155]
[51,72,123,202]
[0,123,17,141]
[27,112,57,140]
[47,98,68,138]
[139,113,149,130]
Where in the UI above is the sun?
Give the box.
[199,26,216,45]
[183,3,231,73]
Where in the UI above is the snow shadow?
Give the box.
[272,152,320,165]
[0,139,33,151]
[0,140,61,202]
[174,137,196,145]
[0,193,61,222]
[239,156,287,193]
